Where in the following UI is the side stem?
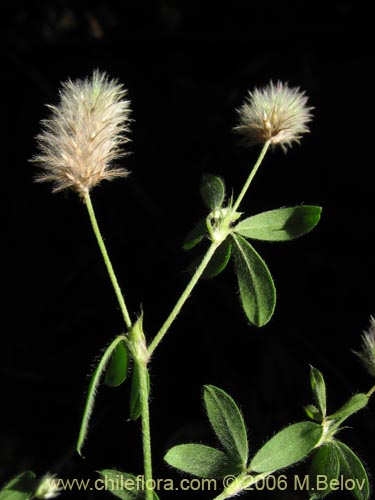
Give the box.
[232,140,270,213]
[149,141,271,356]
[138,360,153,500]
[84,191,132,330]
[212,472,272,500]
[148,240,220,356]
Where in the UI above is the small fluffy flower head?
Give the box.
[32,70,131,197]
[354,316,375,377]
[234,81,313,151]
[35,473,61,499]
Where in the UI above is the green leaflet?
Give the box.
[130,364,150,420]
[333,441,370,500]
[164,444,238,478]
[203,385,248,467]
[310,366,327,418]
[304,404,322,422]
[0,471,36,500]
[188,239,232,280]
[250,421,323,473]
[329,393,368,423]
[104,341,129,387]
[200,174,225,210]
[77,335,127,456]
[232,233,276,327]
[203,239,232,279]
[183,219,207,250]
[98,470,159,500]
[234,206,322,241]
[309,444,340,499]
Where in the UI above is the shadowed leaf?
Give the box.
[77,335,127,456]
[232,233,276,327]
[200,175,225,210]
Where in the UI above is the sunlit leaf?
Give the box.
[204,385,248,467]
[250,422,322,473]
[234,206,322,241]
[329,394,368,423]
[164,444,238,478]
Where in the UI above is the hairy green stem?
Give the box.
[212,472,272,500]
[148,241,220,356]
[212,492,229,500]
[84,191,132,330]
[232,140,271,213]
[149,142,271,356]
[367,384,375,398]
[137,361,153,500]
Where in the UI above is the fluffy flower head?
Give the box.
[354,316,375,377]
[234,81,313,151]
[33,70,131,196]
[35,473,62,499]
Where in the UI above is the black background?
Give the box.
[1,1,375,499]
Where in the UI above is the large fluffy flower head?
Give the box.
[234,81,313,151]
[33,70,131,197]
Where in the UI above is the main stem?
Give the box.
[84,191,132,330]
[137,361,153,500]
[148,240,220,356]
[232,140,270,213]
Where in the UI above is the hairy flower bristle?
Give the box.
[234,81,313,151]
[35,473,62,499]
[354,316,375,377]
[32,70,131,196]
